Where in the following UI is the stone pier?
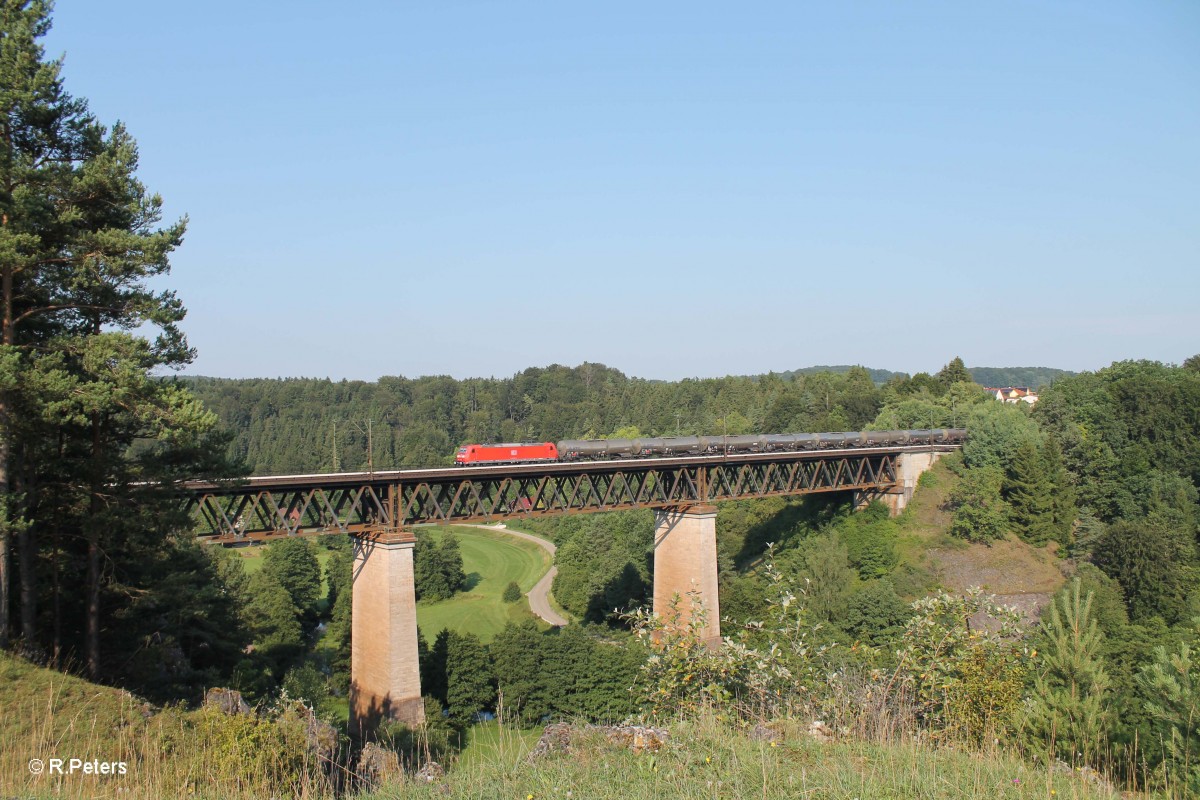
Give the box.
[652,505,721,647]
[349,530,424,738]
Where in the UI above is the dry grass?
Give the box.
[367,711,1122,800]
[0,651,338,799]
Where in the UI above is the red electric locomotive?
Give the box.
[454,442,558,466]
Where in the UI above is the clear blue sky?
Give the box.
[45,1,1199,381]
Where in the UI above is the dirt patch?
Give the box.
[929,537,1065,596]
[931,537,1065,626]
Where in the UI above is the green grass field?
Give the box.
[456,720,545,769]
[415,525,552,642]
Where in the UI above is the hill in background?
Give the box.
[967,366,1074,388]
[765,364,907,383]
[760,364,1071,388]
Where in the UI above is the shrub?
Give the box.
[502,581,522,603]
[625,553,830,721]
[893,589,1028,744]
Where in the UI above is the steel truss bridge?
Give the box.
[181,445,959,543]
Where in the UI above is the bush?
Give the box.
[377,697,461,767]
[837,502,899,579]
[502,581,522,603]
[181,704,328,795]
[625,555,831,721]
[894,590,1028,744]
[282,662,327,707]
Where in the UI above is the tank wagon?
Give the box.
[455,429,966,465]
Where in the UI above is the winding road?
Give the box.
[463,524,569,627]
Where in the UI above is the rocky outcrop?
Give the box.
[203,688,250,715]
[357,742,403,790]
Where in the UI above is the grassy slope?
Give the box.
[892,454,1066,619]
[0,649,150,797]
[2,652,1113,800]
[367,713,1118,800]
[415,525,552,643]
[0,651,294,800]
[0,652,1117,800]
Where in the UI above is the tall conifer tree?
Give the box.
[1005,440,1055,544]
[0,1,230,681]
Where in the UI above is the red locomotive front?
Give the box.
[455,442,558,465]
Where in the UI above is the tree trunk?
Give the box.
[0,511,7,649]
[0,256,12,650]
[86,522,99,678]
[17,475,34,643]
[51,535,60,666]
[85,413,102,679]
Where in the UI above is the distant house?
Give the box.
[984,386,1038,405]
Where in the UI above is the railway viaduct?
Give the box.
[181,443,956,736]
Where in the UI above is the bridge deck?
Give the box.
[183,444,955,491]
[182,444,960,543]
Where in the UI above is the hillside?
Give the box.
[367,713,1117,800]
[967,366,1074,389]
[0,650,339,799]
[0,650,1117,800]
[892,454,1066,621]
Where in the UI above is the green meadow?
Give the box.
[415,525,553,642]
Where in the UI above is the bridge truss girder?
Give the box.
[183,452,900,543]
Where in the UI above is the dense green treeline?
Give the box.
[183,357,1012,475]
[182,365,880,474]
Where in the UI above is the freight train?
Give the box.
[454,428,967,466]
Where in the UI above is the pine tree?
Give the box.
[244,571,305,674]
[491,620,544,724]
[1138,631,1200,797]
[422,628,450,706]
[1021,579,1112,765]
[1043,437,1077,546]
[445,631,494,729]
[1005,441,1055,545]
[436,535,466,595]
[413,531,466,601]
[0,0,91,648]
[0,1,221,680]
[936,356,973,392]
